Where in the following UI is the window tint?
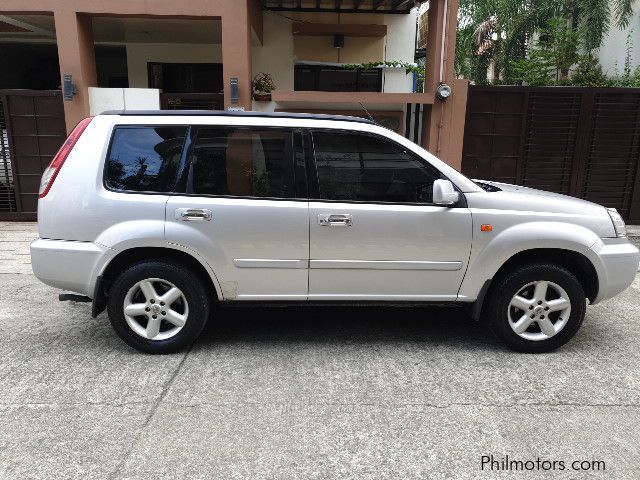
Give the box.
[189,127,295,198]
[312,131,440,203]
[106,126,186,192]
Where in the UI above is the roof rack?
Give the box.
[100,109,375,125]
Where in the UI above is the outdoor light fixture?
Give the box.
[62,74,76,101]
[230,77,239,104]
[333,34,344,49]
[436,83,452,101]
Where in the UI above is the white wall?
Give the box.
[382,8,418,93]
[89,87,160,115]
[252,14,295,91]
[598,4,640,75]
[126,43,223,88]
[250,8,418,110]
[251,12,295,111]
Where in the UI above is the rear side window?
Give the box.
[106,126,187,192]
[312,130,440,203]
[188,127,295,198]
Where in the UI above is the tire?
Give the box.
[486,263,586,353]
[107,260,210,354]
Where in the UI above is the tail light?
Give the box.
[39,116,94,198]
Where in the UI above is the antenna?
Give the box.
[358,102,380,126]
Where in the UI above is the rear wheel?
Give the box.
[107,260,210,354]
[487,264,586,353]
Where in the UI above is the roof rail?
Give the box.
[100,109,375,125]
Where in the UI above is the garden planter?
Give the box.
[253,93,272,101]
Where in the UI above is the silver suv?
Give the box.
[31,111,639,354]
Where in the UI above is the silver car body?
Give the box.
[31,112,640,310]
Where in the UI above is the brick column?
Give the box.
[53,10,97,133]
[420,0,468,170]
[221,9,253,111]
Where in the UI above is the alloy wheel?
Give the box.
[507,280,572,342]
[123,278,189,341]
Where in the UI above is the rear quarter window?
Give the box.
[105,126,187,192]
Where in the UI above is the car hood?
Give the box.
[466,180,617,238]
[468,179,612,221]
[476,180,581,200]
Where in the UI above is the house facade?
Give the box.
[0,0,466,171]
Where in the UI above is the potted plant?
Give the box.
[252,73,276,101]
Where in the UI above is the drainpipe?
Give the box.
[439,0,449,84]
[436,0,450,157]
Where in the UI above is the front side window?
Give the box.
[188,127,295,198]
[106,126,186,192]
[312,131,440,203]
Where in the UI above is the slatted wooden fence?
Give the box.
[461,86,640,222]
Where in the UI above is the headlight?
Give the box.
[606,208,627,237]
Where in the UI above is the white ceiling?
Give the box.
[92,17,222,44]
[0,15,55,40]
[0,15,222,44]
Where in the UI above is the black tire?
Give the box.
[107,260,210,354]
[486,263,586,353]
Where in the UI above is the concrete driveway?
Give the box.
[1,222,640,479]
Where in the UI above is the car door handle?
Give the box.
[318,214,353,227]
[175,208,212,221]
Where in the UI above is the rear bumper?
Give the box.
[590,239,640,304]
[30,238,109,296]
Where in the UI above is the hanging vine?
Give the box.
[344,61,426,92]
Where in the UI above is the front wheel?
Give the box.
[487,264,586,353]
[107,260,210,354]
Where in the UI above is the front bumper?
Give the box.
[30,238,109,296]
[589,238,640,304]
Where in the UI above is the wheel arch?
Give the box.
[92,246,222,317]
[469,248,598,321]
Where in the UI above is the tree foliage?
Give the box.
[512,18,581,85]
[456,0,638,85]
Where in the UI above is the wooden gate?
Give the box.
[0,90,66,221]
[461,86,640,222]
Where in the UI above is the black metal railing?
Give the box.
[160,93,224,111]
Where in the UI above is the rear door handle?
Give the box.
[175,208,212,221]
[318,213,352,227]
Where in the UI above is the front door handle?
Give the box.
[318,213,353,227]
[175,208,212,221]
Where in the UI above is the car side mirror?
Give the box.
[433,179,460,206]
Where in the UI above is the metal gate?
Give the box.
[461,86,640,222]
[0,90,66,221]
